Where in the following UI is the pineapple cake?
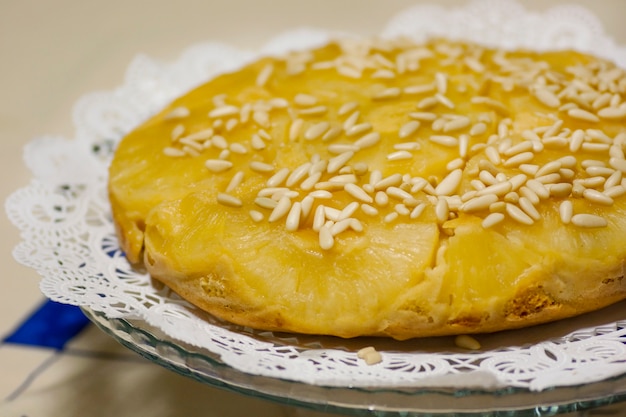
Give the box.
[108,38,626,340]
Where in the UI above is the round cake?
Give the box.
[108,38,626,340]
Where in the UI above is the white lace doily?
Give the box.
[7,0,626,392]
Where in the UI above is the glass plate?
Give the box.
[82,307,626,416]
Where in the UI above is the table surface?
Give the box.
[2,1,626,416]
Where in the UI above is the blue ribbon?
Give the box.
[3,300,90,350]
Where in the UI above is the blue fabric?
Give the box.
[3,300,90,350]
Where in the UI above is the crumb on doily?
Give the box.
[455,334,481,350]
[357,346,383,365]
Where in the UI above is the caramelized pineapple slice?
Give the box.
[144,190,439,338]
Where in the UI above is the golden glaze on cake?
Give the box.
[109,38,626,339]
